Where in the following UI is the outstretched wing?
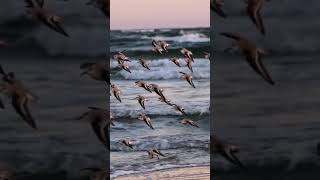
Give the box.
[23,99,38,129]
[91,119,108,146]
[11,95,37,130]
[42,16,69,37]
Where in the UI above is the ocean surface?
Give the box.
[212,1,320,179]
[0,59,108,180]
[110,28,210,178]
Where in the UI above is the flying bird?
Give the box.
[179,72,196,88]
[158,96,173,106]
[114,51,130,64]
[0,65,38,130]
[25,0,69,37]
[138,114,154,129]
[245,0,269,35]
[139,59,151,70]
[211,0,227,18]
[147,148,165,159]
[135,80,152,93]
[158,40,170,53]
[180,48,194,62]
[180,118,199,128]
[220,32,275,85]
[149,84,165,98]
[121,139,134,149]
[152,40,165,55]
[76,107,113,149]
[172,104,186,115]
[170,57,181,67]
[185,58,193,73]
[80,62,110,84]
[134,95,148,110]
[119,62,131,73]
[111,84,122,102]
[211,135,246,168]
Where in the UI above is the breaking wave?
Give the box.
[111,58,210,80]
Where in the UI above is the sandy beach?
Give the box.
[114,166,210,180]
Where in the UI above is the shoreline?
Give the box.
[113,166,210,180]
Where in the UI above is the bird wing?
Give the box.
[255,52,275,85]
[230,152,246,169]
[22,99,37,129]
[220,32,242,41]
[244,50,265,77]
[247,4,259,28]
[11,95,37,130]
[152,40,159,47]
[220,150,239,166]
[113,90,121,102]
[145,119,154,129]
[154,149,165,157]
[244,50,274,85]
[257,9,266,35]
[187,78,196,88]
[91,119,108,146]
[191,121,200,128]
[139,99,146,109]
[43,16,69,37]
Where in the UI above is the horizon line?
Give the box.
[110,26,210,31]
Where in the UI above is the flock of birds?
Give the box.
[210,0,275,169]
[111,39,210,160]
[211,0,320,171]
[3,0,314,179]
[0,0,110,180]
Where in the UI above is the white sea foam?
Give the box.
[142,32,209,43]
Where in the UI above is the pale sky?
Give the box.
[110,0,210,30]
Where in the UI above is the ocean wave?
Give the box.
[110,134,209,152]
[111,109,209,119]
[111,58,210,80]
[142,32,210,43]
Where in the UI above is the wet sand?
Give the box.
[114,166,210,180]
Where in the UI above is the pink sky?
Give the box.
[110,0,210,30]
